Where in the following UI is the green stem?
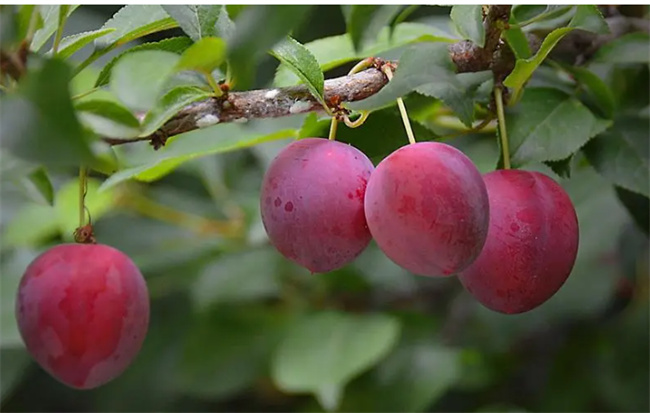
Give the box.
[347,57,374,76]
[383,66,416,144]
[494,87,511,169]
[71,86,100,101]
[328,117,338,140]
[342,110,370,128]
[25,6,40,45]
[52,24,64,56]
[204,72,223,97]
[78,167,87,227]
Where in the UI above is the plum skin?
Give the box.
[458,169,580,314]
[15,243,150,389]
[364,142,490,277]
[260,138,374,273]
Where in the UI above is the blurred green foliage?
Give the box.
[0,4,648,413]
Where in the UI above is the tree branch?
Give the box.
[104,6,646,149]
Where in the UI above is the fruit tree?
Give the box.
[0,4,648,413]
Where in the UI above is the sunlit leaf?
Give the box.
[271,36,325,106]
[163,5,223,42]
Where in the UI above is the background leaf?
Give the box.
[175,37,226,74]
[110,50,181,112]
[140,86,214,137]
[95,5,177,50]
[49,28,115,59]
[95,37,193,87]
[0,59,96,168]
[30,5,78,51]
[271,37,325,105]
[162,5,223,42]
[76,99,141,139]
[504,5,609,103]
[592,33,650,64]
[271,311,401,410]
[450,5,485,48]
[343,5,403,52]
[227,5,312,90]
[583,118,649,197]
[505,88,612,166]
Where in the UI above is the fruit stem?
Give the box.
[347,57,374,76]
[205,72,223,97]
[78,166,88,228]
[382,65,416,145]
[343,110,369,128]
[328,116,338,140]
[495,86,511,169]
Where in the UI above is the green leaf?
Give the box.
[506,88,613,166]
[504,6,609,104]
[227,5,312,89]
[503,27,573,104]
[416,71,492,127]
[24,167,54,205]
[95,37,193,88]
[615,187,649,236]
[274,22,454,88]
[0,348,31,401]
[450,5,485,48]
[510,5,567,25]
[504,27,531,59]
[343,5,403,52]
[562,64,616,118]
[100,116,303,190]
[95,5,177,50]
[191,247,281,309]
[350,43,456,111]
[369,345,463,412]
[110,50,181,112]
[175,37,226,74]
[568,5,609,35]
[162,5,223,42]
[271,311,401,410]
[583,118,649,197]
[48,28,115,60]
[75,99,141,139]
[54,178,116,241]
[592,33,650,64]
[141,86,214,137]
[17,5,42,42]
[30,5,78,51]
[271,36,325,106]
[0,59,96,168]
[177,307,289,400]
[390,5,420,36]
[544,154,575,179]
[1,249,40,347]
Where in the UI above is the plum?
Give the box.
[15,243,149,389]
[458,169,579,314]
[260,138,374,272]
[364,142,490,277]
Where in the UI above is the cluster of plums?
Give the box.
[260,137,580,315]
[14,137,580,391]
